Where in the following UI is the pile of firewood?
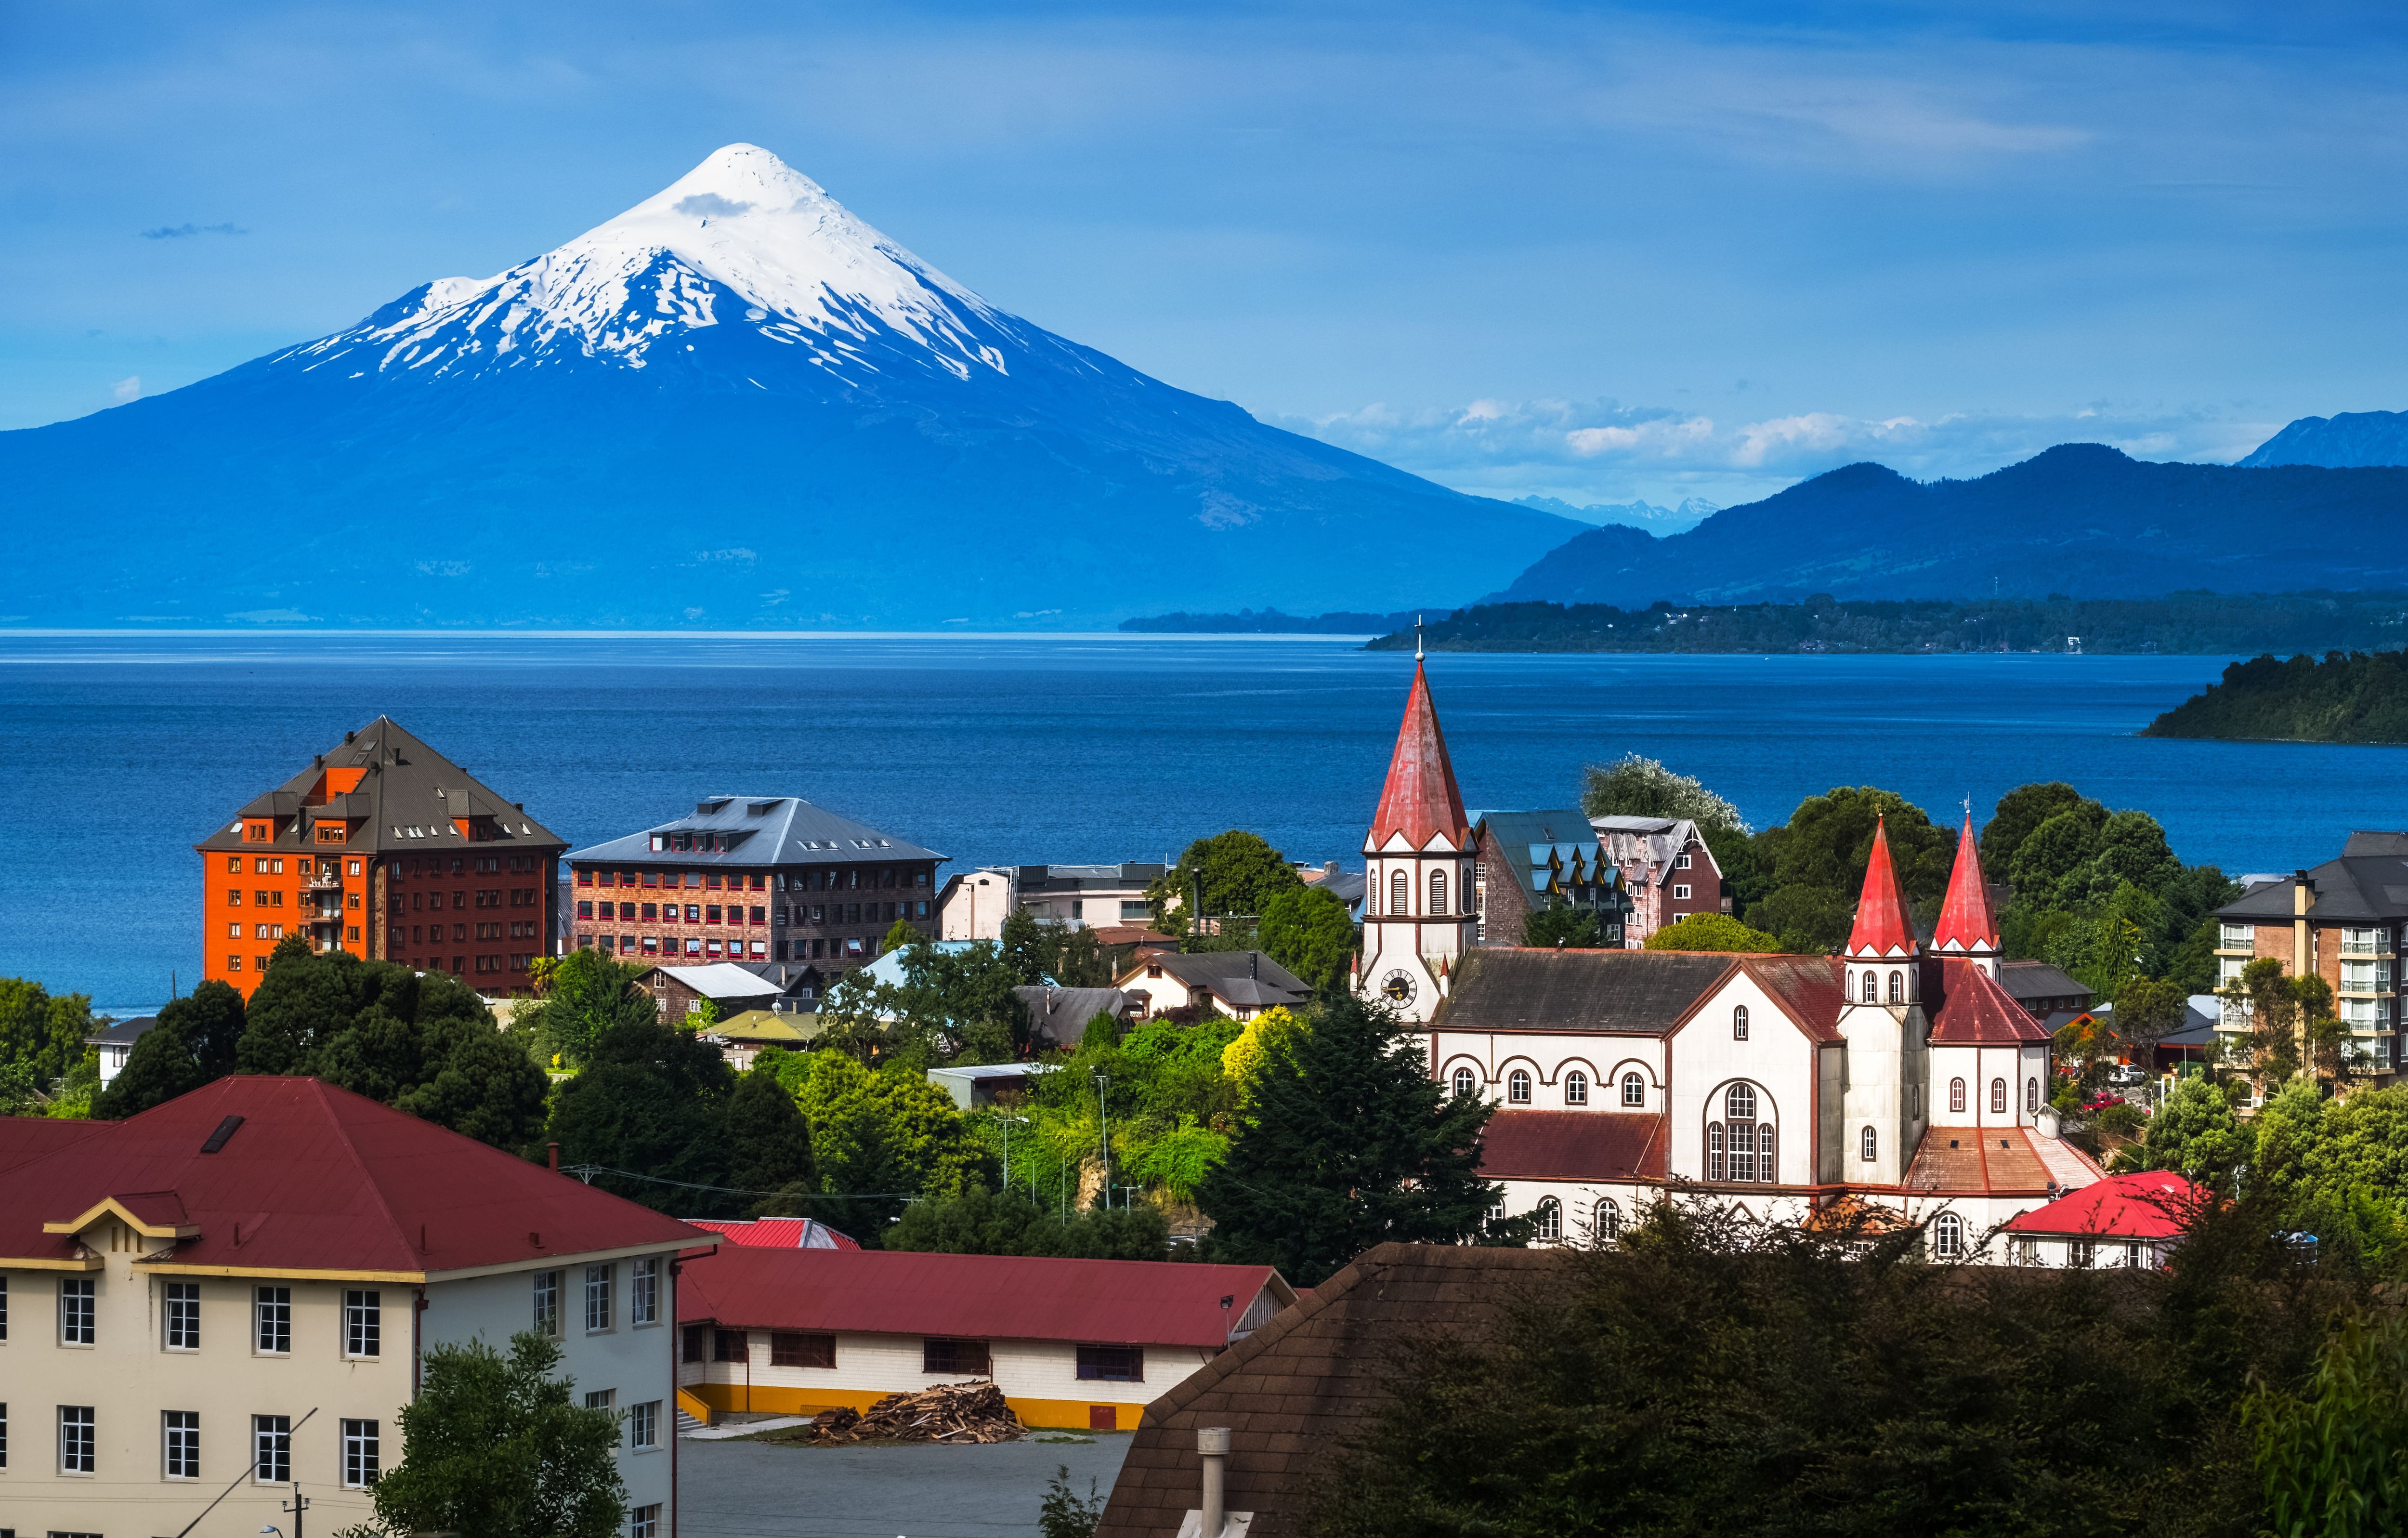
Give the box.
[807,1381,1026,1444]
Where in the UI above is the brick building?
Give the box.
[1590,815,1730,941]
[568,796,945,976]
[2211,831,2408,1077]
[196,717,564,997]
[1469,809,1635,947]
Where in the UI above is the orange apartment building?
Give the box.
[196,716,567,996]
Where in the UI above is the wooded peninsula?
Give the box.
[2144,649,2408,744]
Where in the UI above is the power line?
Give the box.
[561,1164,926,1201]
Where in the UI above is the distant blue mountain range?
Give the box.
[0,146,1575,629]
[2238,409,2408,469]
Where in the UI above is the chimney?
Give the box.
[1198,1426,1230,1538]
[548,1142,561,1173]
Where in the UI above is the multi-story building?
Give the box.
[1589,815,1730,941]
[937,862,1168,940]
[568,796,945,977]
[1469,810,1635,947]
[0,1075,712,1535]
[196,717,565,998]
[2211,833,2408,1078]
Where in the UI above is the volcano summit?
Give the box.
[6,145,1574,628]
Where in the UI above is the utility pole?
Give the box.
[280,1483,311,1538]
[1094,1071,1111,1210]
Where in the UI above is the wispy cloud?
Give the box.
[1282,397,2284,509]
[111,376,141,403]
[139,222,245,239]
[671,194,751,218]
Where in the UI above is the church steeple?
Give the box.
[1358,657,1478,1024]
[1846,815,1919,961]
[1932,812,2001,974]
[1368,658,1471,853]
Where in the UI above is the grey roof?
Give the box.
[2215,842,2408,924]
[1586,815,1707,892]
[86,1015,160,1047]
[569,795,945,868]
[1308,868,1367,906]
[1137,950,1310,1000]
[1472,809,1629,900]
[1012,986,1129,1049]
[199,715,565,855]
[731,961,824,999]
[1435,948,1736,1034]
[1997,960,2090,1002]
[647,962,785,1001]
[1002,862,1165,892]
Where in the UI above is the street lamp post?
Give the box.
[1094,1071,1111,1210]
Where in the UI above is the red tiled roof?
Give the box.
[2003,1171,2203,1239]
[1737,954,1847,1043]
[1933,815,2001,953]
[1478,1109,1667,1183]
[675,1245,1294,1348]
[686,1216,861,1250]
[1926,958,2052,1045]
[0,1077,712,1278]
[1846,816,1918,959]
[1367,659,1470,852]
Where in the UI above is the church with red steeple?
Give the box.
[1358,661,2086,1253]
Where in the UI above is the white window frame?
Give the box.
[1564,1069,1588,1105]
[533,1270,562,1338]
[1507,1068,1531,1104]
[59,1277,95,1347]
[60,1404,96,1474]
[1673,884,1690,900]
[253,1287,291,1355]
[164,1409,200,1480]
[254,1413,291,1484]
[1622,1072,1645,1106]
[165,1280,200,1351]
[631,1258,659,1327]
[343,1289,381,1359]
[631,1399,662,1450]
[584,1264,615,1335]
[341,1417,380,1488]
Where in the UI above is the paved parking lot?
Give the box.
[678,1432,1134,1538]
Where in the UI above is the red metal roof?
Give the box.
[1737,955,1847,1044]
[1477,1109,1668,1183]
[2003,1171,2203,1239]
[0,1077,712,1277]
[1932,815,2001,953]
[1845,816,1918,959]
[1367,660,1470,852]
[1925,957,2052,1045]
[685,1217,861,1250]
[0,1115,110,1175]
[675,1245,1292,1348]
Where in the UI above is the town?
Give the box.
[2,655,2401,1538]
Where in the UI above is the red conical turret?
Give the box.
[1932,813,2001,956]
[1367,659,1471,851]
[1845,815,1919,959]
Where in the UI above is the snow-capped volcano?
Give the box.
[1,145,1579,628]
[284,145,1023,386]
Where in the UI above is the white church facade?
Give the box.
[1354,658,2098,1258]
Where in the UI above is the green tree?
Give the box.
[352,1329,625,1538]
[999,907,1113,988]
[2112,973,2190,1052]
[2126,1072,2253,1177]
[1580,755,1751,835]
[1978,781,2091,877]
[94,981,247,1118]
[1644,913,1780,954]
[2243,1309,2408,1536]
[725,1066,815,1209]
[0,976,98,1090]
[2006,802,2111,910]
[880,915,919,955]
[1147,830,1305,932]
[1258,885,1356,991]
[1522,905,1609,949]
[883,1184,1172,1260]
[546,1019,737,1214]
[1198,991,1504,1285]
[774,1049,992,1233]
[510,947,658,1070]
[1743,884,1857,953]
[1041,1464,1109,1538]
[1745,788,1952,949]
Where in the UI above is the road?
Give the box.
[678,1432,1134,1538]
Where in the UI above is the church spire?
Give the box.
[1845,815,1919,959]
[1932,812,2001,962]
[1368,658,1470,852]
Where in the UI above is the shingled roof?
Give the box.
[2215,840,2408,924]
[1924,958,2052,1045]
[1366,659,1470,852]
[196,715,565,857]
[569,793,944,868]
[1435,948,1739,1035]
[1097,1243,1563,1538]
[1478,1109,1667,1182]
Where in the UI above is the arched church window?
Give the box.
[1430,871,1448,915]
[1949,1078,1966,1114]
[1535,1197,1562,1243]
[1564,1070,1589,1105]
[1708,1123,1726,1182]
[1622,1071,1645,1107]
[1390,870,1409,916]
[1859,1125,1877,1162]
[1887,971,1905,1004]
[1451,1065,1476,1098]
[1733,1005,1749,1040]
[1725,1084,1756,1121]
[1508,1069,1531,1104]
[2026,1078,2039,1114]
[1933,1213,1965,1260]
[1595,1198,1621,1242]
[1990,1078,2008,1115]
[1861,971,1878,1004]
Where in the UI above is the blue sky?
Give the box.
[4,0,2403,506]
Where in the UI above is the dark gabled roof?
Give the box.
[2215,850,2408,924]
[1997,959,2089,1002]
[1926,959,2053,1046]
[1097,1243,1563,1538]
[568,794,945,868]
[1478,1110,1666,1183]
[197,716,565,856]
[1014,985,1129,1049]
[1435,948,1737,1035]
[86,1015,161,1047]
[1133,951,1310,1000]
[1471,809,1625,902]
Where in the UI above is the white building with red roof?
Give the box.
[1364,660,2096,1253]
[0,1077,715,1535]
[2000,1170,2204,1269]
[674,1246,1293,1431]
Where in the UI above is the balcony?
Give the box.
[308,870,342,891]
[2341,938,2394,956]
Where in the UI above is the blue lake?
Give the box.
[4,632,2402,1013]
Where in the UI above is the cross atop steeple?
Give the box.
[1415,613,1424,661]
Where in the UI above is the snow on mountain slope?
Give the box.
[279,145,1022,385]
